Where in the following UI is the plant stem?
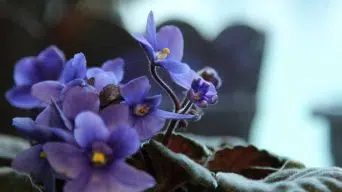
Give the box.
[149,63,181,111]
[162,99,193,146]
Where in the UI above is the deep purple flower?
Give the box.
[133,11,194,88]
[31,53,87,104]
[119,76,195,139]
[43,111,155,192]
[12,116,74,192]
[187,78,218,108]
[5,46,65,109]
[197,67,222,89]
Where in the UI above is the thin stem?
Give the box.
[162,99,193,146]
[149,63,181,111]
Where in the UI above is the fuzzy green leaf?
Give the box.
[217,167,342,192]
[143,140,217,191]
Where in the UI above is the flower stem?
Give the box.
[149,63,181,111]
[162,99,193,146]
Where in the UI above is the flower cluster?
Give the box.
[7,11,220,192]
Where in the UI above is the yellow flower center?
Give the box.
[134,105,150,116]
[91,152,106,165]
[39,152,46,159]
[193,93,202,101]
[156,48,170,59]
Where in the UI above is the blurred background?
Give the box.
[1,0,342,167]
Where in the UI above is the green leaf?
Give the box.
[143,140,217,191]
[207,145,286,179]
[153,133,211,164]
[217,167,342,192]
[0,167,42,192]
[0,134,30,166]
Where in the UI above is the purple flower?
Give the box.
[43,111,155,192]
[119,76,195,139]
[187,78,218,108]
[12,116,74,192]
[197,67,222,89]
[5,46,65,109]
[86,57,125,92]
[31,53,87,104]
[34,85,100,130]
[133,11,193,88]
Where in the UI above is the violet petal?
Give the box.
[74,112,109,148]
[14,57,40,86]
[62,86,99,119]
[156,25,184,61]
[31,80,65,103]
[43,142,89,179]
[120,76,151,104]
[5,85,43,109]
[108,125,139,159]
[100,104,132,131]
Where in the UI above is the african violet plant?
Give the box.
[4,11,342,192]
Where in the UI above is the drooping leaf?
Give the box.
[0,167,42,192]
[217,167,342,192]
[207,145,285,179]
[0,134,30,166]
[143,140,217,191]
[153,133,211,164]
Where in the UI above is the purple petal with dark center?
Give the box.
[62,86,99,119]
[59,53,87,84]
[31,80,65,103]
[110,161,156,191]
[132,33,155,59]
[157,60,190,74]
[102,58,125,83]
[120,76,151,104]
[100,104,132,131]
[156,25,184,61]
[43,142,89,179]
[146,11,157,49]
[74,112,109,148]
[133,114,165,140]
[14,57,40,85]
[92,71,118,92]
[108,125,139,159]
[37,46,65,80]
[169,68,198,90]
[5,86,43,109]
[154,109,195,120]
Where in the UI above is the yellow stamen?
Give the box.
[156,48,171,59]
[91,152,106,165]
[193,93,202,101]
[134,105,150,116]
[39,152,46,159]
